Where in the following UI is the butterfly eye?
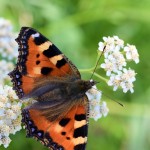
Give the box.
[90,80,97,86]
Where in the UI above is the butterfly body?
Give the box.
[25,77,94,100]
[9,27,95,150]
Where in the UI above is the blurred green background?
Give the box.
[0,0,150,150]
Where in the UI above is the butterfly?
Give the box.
[9,27,96,150]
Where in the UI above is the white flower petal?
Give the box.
[130,88,134,93]
[100,63,106,68]
[106,71,111,76]
[113,86,118,91]
[100,101,109,117]
[98,42,105,51]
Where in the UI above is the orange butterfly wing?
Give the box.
[22,97,88,150]
[9,27,80,98]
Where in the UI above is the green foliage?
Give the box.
[0,0,150,149]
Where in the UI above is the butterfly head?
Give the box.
[79,80,97,93]
[89,80,98,86]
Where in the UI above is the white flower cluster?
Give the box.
[0,60,14,85]
[0,85,22,148]
[86,86,109,121]
[0,18,18,85]
[0,18,18,60]
[98,36,139,93]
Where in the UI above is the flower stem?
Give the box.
[79,68,94,73]
[93,72,108,82]
[79,68,108,82]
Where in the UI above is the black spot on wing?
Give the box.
[41,67,53,75]
[43,44,62,58]
[61,132,66,135]
[74,143,86,150]
[75,114,86,121]
[36,54,40,58]
[59,118,70,127]
[36,60,40,65]
[73,124,87,138]
[66,137,70,140]
[56,58,67,68]
[34,34,48,45]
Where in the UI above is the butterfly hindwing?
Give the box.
[9,27,80,99]
[22,96,89,150]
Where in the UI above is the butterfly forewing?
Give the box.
[9,27,80,98]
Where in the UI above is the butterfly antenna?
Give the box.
[92,87,124,107]
[90,46,106,80]
[104,94,124,107]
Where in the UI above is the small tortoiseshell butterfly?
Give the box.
[9,27,96,150]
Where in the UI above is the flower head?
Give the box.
[86,85,109,121]
[0,18,18,61]
[100,101,109,117]
[101,59,116,76]
[108,73,122,91]
[0,18,18,86]
[0,60,14,85]
[98,36,139,93]
[124,44,139,64]
[0,85,22,148]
